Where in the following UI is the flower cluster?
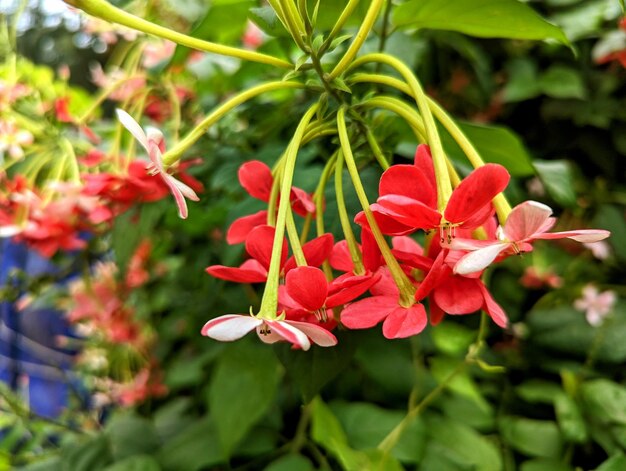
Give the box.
[67,240,168,407]
[202,145,610,350]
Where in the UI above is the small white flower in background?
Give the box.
[574,284,616,327]
[583,240,612,260]
[0,120,33,160]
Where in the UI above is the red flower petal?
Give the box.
[479,283,508,327]
[361,227,382,273]
[355,209,415,236]
[375,195,442,230]
[239,160,273,201]
[245,225,287,271]
[413,144,436,191]
[205,259,268,283]
[285,266,328,311]
[329,240,356,273]
[226,210,268,245]
[379,164,436,207]
[284,233,334,273]
[341,296,397,329]
[326,272,381,307]
[444,164,510,225]
[382,303,428,339]
[433,277,484,314]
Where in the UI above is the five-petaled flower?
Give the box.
[451,201,610,275]
[116,109,199,218]
[574,284,616,327]
[201,313,337,351]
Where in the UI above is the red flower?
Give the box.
[369,145,510,237]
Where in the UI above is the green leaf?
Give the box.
[549,0,614,42]
[156,417,223,471]
[594,205,626,262]
[103,455,161,471]
[332,401,426,463]
[275,330,357,403]
[249,6,289,37]
[533,160,577,207]
[502,58,540,103]
[61,436,113,471]
[582,379,626,425]
[520,458,573,471]
[263,454,314,471]
[431,357,491,412]
[554,394,587,443]
[440,122,535,177]
[538,66,586,99]
[516,381,564,405]
[596,453,626,471]
[499,417,563,458]
[105,414,161,460]
[393,0,570,46]
[431,322,475,356]
[310,397,367,470]
[208,341,281,456]
[424,415,503,471]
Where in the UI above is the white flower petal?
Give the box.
[201,314,262,341]
[116,109,149,152]
[454,243,509,275]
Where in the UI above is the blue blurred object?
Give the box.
[0,238,83,419]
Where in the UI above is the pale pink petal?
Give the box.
[533,229,610,243]
[265,320,311,350]
[172,178,200,201]
[285,320,337,347]
[116,109,149,152]
[453,242,510,275]
[503,201,553,241]
[201,314,262,341]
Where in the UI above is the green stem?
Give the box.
[350,72,513,221]
[315,154,337,280]
[359,95,426,142]
[348,53,452,212]
[258,103,319,317]
[278,0,307,51]
[328,0,385,80]
[335,151,365,274]
[365,127,390,170]
[66,0,292,69]
[336,107,414,304]
[319,0,362,56]
[162,81,304,165]
[378,360,467,452]
[286,206,307,267]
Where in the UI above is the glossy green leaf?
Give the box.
[431,357,490,412]
[440,122,535,177]
[156,418,222,471]
[425,415,503,471]
[60,436,113,471]
[310,397,367,470]
[249,6,289,37]
[208,342,281,456]
[582,379,626,425]
[431,322,475,356]
[275,330,358,403]
[103,455,161,471]
[554,394,587,443]
[263,454,314,471]
[332,401,426,463]
[533,160,577,207]
[393,0,570,46]
[539,66,586,99]
[596,453,626,471]
[500,417,563,458]
[105,414,161,461]
[520,458,573,471]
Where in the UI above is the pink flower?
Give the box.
[575,285,616,327]
[201,314,337,351]
[0,120,33,160]
[452,201,610,275]
[116,109,199,218]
